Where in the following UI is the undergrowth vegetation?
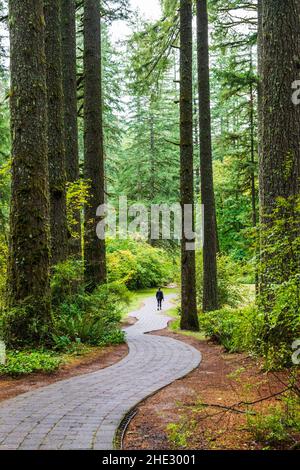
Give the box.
[0,236,178,374]
[107,237,177,289]
[196,252,248,309]
[0,350,61,377]
[199,277,300,370]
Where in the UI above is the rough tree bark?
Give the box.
[44,0,68,265]
[260,0,300,291]
[180,0,199,331]
[61,0,82,258]
[197,0,218,312]
[83,0,106,291]
[7,0,52,344]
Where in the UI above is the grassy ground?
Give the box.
[167,306,206,341]
[122,287,180,319]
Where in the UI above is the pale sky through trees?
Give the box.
[110,0,162,43]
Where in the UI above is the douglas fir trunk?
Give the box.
[197,0,218,312]
[44,0,68,265]
[83,0,106,291]
[61,0,82,258]
[260,0,300,295]
[7,0,52,345]
[180,0,199,331]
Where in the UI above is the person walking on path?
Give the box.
[156,288,164,310]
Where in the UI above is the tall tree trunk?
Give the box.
[197,0,218,312]
[61,0,82,259]
[179,0,199,331]
[7,0,52,345]
[256,0,263,297]
[44,0,68,265]
[249,49,257,228]
[83,0,106,291]
[260,0,300,293]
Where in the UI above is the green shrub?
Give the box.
[0,350,61,377]
[166,418,197,449]
[262,275,300,369]
[51,258,84,306]
[1,300,53,348]
[199,304,264,353]
[196,253,244,309]
[52,266,129,350]
[107,237,177,290]
[247,395,300,448]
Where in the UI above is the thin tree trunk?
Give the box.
[260,0,300,293]
[61,0,82,259]
[45,0,68,265]
[83,0,106,291]
[197,0,218,312]
[7,0,51,345]
[180,0,199,331]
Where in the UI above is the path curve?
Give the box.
[0,295,201,450]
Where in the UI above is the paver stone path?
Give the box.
[0,294,201,450]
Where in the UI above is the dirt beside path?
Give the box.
[0,343,128,403]
[123,329,297,450]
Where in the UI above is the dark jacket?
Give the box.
[156,290,164,300]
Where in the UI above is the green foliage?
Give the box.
[52,285,126,349]
[0,350,61,377]
[66,179,89,238]
[1,300,53,349]
[51,258,84,306]
[51,259,129,350]
[259,197,300,369]
[247,395,300,448]
[199,304,263,353]
[199,277,300,368]
[196,253,245,309]
[166,417,196,449]
[262,275,300,369]
[107,237,177,290]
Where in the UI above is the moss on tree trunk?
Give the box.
[179,0,199,331]
[44,0,68,266]
[83,0,107,291]
[61,0,82,259]
[197,0,218,312]
[7,0,52,346]
[260,0,300,295]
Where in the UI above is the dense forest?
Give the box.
[0,0,299,452]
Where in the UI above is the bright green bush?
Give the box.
[0,350,61,376]
[196,252,244,309]
[199,304,264,354]
[199,277,300,369]
[107,237,177,290]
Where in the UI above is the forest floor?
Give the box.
[123,328,299,450]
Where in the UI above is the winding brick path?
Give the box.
[0,294,201,450]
